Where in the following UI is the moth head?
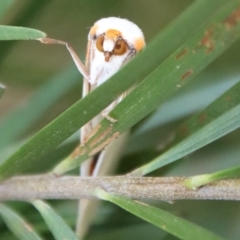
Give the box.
[95,34,128,62]
[89,17,145,62]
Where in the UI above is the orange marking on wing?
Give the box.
[89,153,100,175]
[134,38,145,52]
[105,29,122,40]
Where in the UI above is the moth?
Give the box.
[40,17,145,238]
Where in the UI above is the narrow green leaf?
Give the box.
[136,74,239,135]
[0,0,229,181]
[185,165,240,189]
[0,25,46,40]
[32,200,79,240]
[0,203,42,240]
[53,1,240,175]
[0,66,80,149]
[131,79,240,176]
[0,1,49,66]
[97,190,224,240]
[0,83,5,98]
[0,0,16,21]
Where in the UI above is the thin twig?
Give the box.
[0,175,240,201]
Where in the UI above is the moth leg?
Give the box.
[38,38,90,80]
[101,92,127,123]
[102,111,117,123]
[66,44,90,80]
[101,100,118,123]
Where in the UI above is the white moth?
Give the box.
[40,17,145,238]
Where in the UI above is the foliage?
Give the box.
[0,1,240,239]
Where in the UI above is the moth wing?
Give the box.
[78,38,93,179]
[81,38,93,144]
[77,37,100,238]
[76,40,135,239]
[76,132,129,238]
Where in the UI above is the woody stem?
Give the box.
[0,174,239,201]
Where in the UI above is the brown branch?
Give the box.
[0,174,239,201]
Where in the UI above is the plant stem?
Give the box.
[0,175,240,201]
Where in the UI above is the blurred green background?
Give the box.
[1,1,240,239]
[0,0,192,121]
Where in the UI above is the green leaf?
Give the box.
[0,0,239,180]
[0,66,80,149]
[136,73,239,136]
[0,0,227,180]
[32,200,79,240]
[53,1,240,175]
[97,190,224,240]
[0,83,5,98]
[185,165,240,189]
[131,78,240,176]
[0,203,42,240]
[0,25,46,40]
[0,0,16,21]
